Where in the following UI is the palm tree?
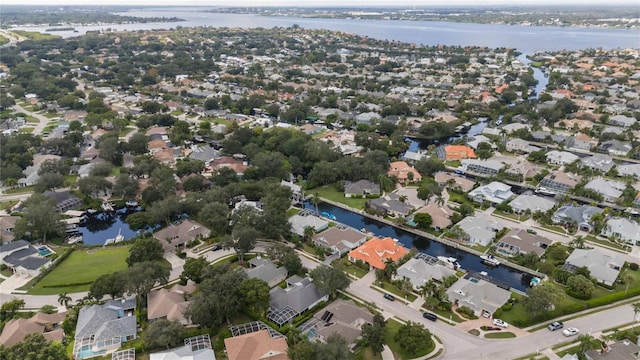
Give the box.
[313,192,320,215]
[302,226,315,244]
[577,334,594,355]
[419,279,438,299]
[435,195,445,207]
[570,236,585,249]
[383,258,398,281]
[58,293,72,308]
[632,302,640,328]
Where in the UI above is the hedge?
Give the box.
[42,281,94,288]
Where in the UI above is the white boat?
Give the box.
[481,254,501,267]
[437,256,461,270]
[104,229,124,246]
[101,201,115,212]
[67,235,83,244]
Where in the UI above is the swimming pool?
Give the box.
[37,246,55,257]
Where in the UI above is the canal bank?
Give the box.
[306,197,544,293]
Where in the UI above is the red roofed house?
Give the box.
[388,161,422,184]
[443,145,476,161]
[495,84,509,94]
[209,156,250,177]
[348,237,409,270]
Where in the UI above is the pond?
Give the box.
[305,201,531,292]
[77,208,141,246]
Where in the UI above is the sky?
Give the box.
[2,0,639,6]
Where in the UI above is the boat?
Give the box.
[101,201,115,212]
[125,199,139,207]
[104,229,125,246]
[481,254,501,267]
[437,256,461,270]
[67,235,83,244]
[321,211,337,220]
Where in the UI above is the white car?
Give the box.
[563,327,579,337]
[492,319,508,328]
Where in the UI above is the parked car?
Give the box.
[548,321,564,331]
[423,312,437,321]
[526,229,537,234]
[486,326,502,331]
[383,293,396,301]
[211,244,222,251]
[563,327,579,337]
[492,319,508,328]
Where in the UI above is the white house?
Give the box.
[468,181,514,204]
[545,151,579,166]
[601,217,640,245]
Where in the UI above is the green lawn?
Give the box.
[384,318,434,359]
[12,30,61,41]
[0,200,18,211]
[373,281,417,302]
[484,332,516,339]
[429,307,464,323]
[28,246,130,295]
[119,127,136,137]
[4,186,34,195]
[585,235,629,252]
[336,260,369,279]
[493,210,529,222]
[309,186,368,209]
[286,208,301,217]
[19,127,34,133]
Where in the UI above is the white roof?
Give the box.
[508,194,555,213]
[604,217,640,243]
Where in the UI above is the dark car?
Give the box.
[383,293,396,301]
[211,244,222,251]
[548,321,564,331]
[422,312,437,321]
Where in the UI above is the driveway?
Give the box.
[393,186,425,209]
[12,103,50,135]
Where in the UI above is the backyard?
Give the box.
[26,245,130,295]
[309,186,369,209]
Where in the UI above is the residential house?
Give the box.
[454,215,505,246]
[468,181,514,204]
[147,282,195,325]
[289,213,329,237]
[150,335,215,360]
[280,180,304,205]
[599,140,633,156]
[466,135,494,150]
[209,156,250,176]
[153,219,211,252]
[410,203,454,230]
[563,249,622,286]
[188,145,219,165]
[545,150,579,166]
[312,226,367,256]
[387,161,422,184]
[460,159,505,176]
[584,178,627,202]
[508,194,556,214]
[552,205,603,232]
[0,311,66,347]
[404,150,428,163]
[18,154,62,187]
[347,237,409,270]
[617,163,640,178]
[393,257,456,291]
[438,145,476,161]
[312,300,374,348]
[267,276,329,326]
[43,190,83,213]
[495,229,551,257]
[580,154,615,173]
[0,240,52,277]
[584,339,640,360]
[506,138,538,153]
[601,217,640,245]
[434,172,476,192]
[366,193,414,218]
[609,114,637,127]
[567,133,598,152]
[73,299,137,360]
[0,216,20,243]
[344,180,380,198]
[224,329,288,360]
[538,171,582,194]
[246,257,288,288]
[445,276,511,317]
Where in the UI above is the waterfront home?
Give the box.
[446,276,511,318]
[495,229,550,257]
[598,140,633,156]
[312,226,367,256]
[616,163,640,178]
[147,282,195,325]
[460,159,505,176]
[17,154,62,187]
[466,135,494,150]
[410,203,455,231]
[562,249,622,286]
[366,193,414,218]
[348,237,409,270]
[566,133,598,152]
[468,181,514,205]
[209,156,250,176]
[267,276,328,326]
[538,171,582,194]
[246,256,288,288]
[393,257,456,291]
[224,329,287,360]
[0,311,66,347]
[584,178,627,203]
[545,150,579,166]
[609,114,637,127]
[438,145,476,161]
[506,138,538,153]
[312,300,374,348]
[0,240,52,277]
[454,215,505,247]
[387,161,422,184]
[584,339,640,360]
[580,154,615,173]
[73,299,137,360]
[434,172,476,192]
[552,205,603,232]
[280,180,304,205]
[508,194,556,214]
[601,217,640,245]
[344,180,380,198]
[150,335,215,360]
[153,219,211,252]
[42,190,85,212]
[289,213,329,237]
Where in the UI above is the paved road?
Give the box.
[12,103,50,135]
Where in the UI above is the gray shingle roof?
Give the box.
[76,300,137,340]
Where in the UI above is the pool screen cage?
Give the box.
[111,349,135,360]
[184,334,212,351]
[230,321,285,338]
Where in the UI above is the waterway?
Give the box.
[11,8,639,54]
[77,208,140,246]
[305,201,530,292]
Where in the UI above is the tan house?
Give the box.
[153,219,211,252]
[411,203,454,230]
[312,227,367,256]
[0,216,20,243]
[0,311,66,347]
[147,282,195,325]
[387,161,422,184]
[434,172,476,192]
[224,329,288,360]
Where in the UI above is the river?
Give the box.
[11,7,639,54]
[305,201,530,292]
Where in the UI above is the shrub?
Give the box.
[457,306,478,319]
[630,263,639,271]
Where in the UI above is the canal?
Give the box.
[305,201,531,292]
[77,208,141,246]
